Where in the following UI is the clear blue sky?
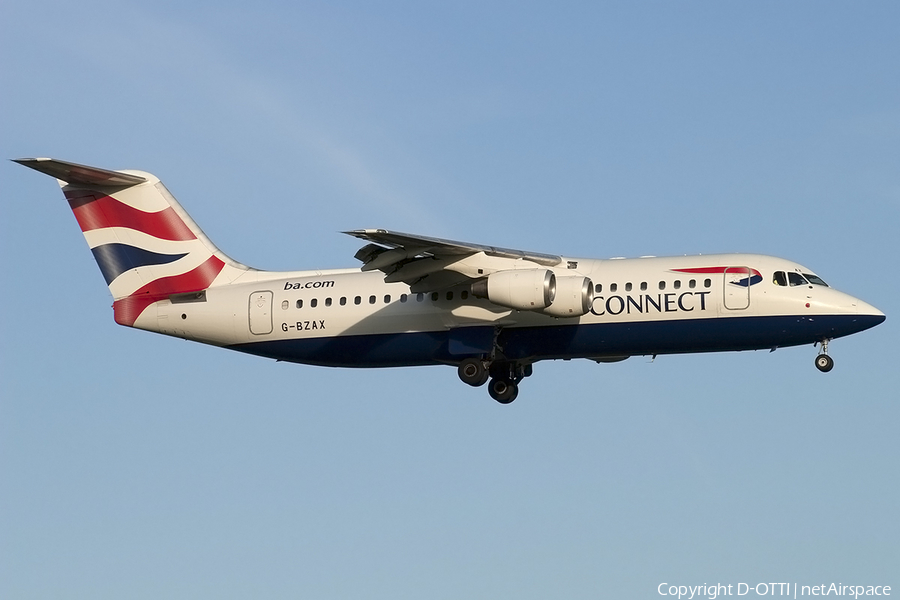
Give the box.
[2,2,898,598]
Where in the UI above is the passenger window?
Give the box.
[296,299,303,309]
[431,292,439,301]
[311,298,318,308]
[282,300,289,310]
[659,281,666,290]
[803,273,829,287]
[417,293,424,302]
[595,283,603,294]
[674,280,681,290]
[610,283,618,292]
[369,295,376,304]
[788,272,808,287]
[446,291,453,300]
[400,294,408,303]
[354,296,361,305]
[325,297,332,307]
[461,290,469,300]
[384,295,391,303]
[704,279,711,288]
[340,297,347,306]
[640,282,647,291]
[773,271,787,286]
[689,279,696,289]
[625,282,632,292]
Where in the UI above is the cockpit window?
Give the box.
[773,271,787,286]
[803,273,829,287]
[788,272,808,286]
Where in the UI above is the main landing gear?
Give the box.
[457,358,532,404]
[488,378,518,404]
[457,358,490,387]
[815,339,834,373]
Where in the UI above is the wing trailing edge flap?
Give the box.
[345,229,562,292]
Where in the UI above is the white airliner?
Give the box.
[17,158,885,403]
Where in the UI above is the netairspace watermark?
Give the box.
[658,583,891,599]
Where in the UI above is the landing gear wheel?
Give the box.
[488,378,518,404]
[815,354,834,373]
[458,358,489,387]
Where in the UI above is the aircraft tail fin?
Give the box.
[15,158,251,327]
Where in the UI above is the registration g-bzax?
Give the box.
[17,158,885,403]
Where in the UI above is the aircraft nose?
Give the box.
[853,298,886,327]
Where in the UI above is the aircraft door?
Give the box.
[249,291,274,334]
[723,267,751,310]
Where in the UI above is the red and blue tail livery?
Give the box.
[16,157,885,403]
[17,158,245,327]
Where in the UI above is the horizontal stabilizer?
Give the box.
[13,157,147,187]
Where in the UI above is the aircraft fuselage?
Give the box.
[15,157,885,403]
[148,254,883,369]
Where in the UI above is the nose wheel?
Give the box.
[815,354,834,372]
[815,339,834,373]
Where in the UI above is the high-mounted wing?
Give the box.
[344,229,562,292]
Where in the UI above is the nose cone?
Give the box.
[852,298,886,338]
[854,298,886,330]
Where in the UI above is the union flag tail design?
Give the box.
[15,158,249,327]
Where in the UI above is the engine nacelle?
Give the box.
[471,269,556,311]
[543,276,593,317]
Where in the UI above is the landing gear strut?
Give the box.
[815,339,834,373]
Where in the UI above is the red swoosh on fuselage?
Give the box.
[672,266,761,277]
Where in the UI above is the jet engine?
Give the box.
[543,276,593,317]
[471,269,556,311]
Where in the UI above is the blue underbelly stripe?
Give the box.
[226,314,885,368]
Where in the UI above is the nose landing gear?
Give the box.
[815,354,834,372]
[815,339,834,373]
